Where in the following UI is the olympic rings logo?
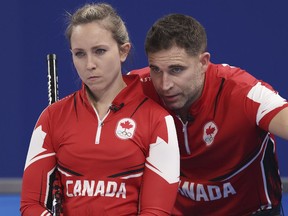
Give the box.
[116,130,132,138]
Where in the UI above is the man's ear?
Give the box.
[120,43,131,62]
[199,52,210,70]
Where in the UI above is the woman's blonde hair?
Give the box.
[65,3,130,47]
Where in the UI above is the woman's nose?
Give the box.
[86,55,96,70]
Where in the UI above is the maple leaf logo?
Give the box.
[206,125,215,136]
[120,120,133,131]
[203,121,218,146]
[116,118,136,140]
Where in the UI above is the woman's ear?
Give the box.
[120,43,131,62]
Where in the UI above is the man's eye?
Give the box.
[171,67,183,73]
[150,67,160,73]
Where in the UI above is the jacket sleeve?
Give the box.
[139,114,180,215]
[20,108,56,216]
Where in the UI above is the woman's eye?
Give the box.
[95,49,106,55]
[74,52,85,58]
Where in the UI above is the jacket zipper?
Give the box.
[177,116,191,155]
[92,107,110,144]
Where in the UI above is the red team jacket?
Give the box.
[130,63,288,215]
[21,75,180,216]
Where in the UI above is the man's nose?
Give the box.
[161,73,173,90]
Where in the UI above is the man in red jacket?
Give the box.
[130,13,288,215]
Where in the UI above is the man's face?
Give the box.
[148,46,209,113]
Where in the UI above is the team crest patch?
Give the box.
[203,121,218,146]
[116,118,136,139]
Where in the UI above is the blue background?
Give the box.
[1,0,287,178]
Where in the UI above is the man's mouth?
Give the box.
[162,94,179,103]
